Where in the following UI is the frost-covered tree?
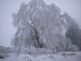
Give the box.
[61,13,80,51]
[12,0,79,52]
[65,22,81,50]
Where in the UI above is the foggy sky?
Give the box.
[0,0,81,47]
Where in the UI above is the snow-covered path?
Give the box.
[0,52,81,61]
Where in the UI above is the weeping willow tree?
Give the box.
[12,0,79,53]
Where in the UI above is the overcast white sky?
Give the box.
[0,0,81,47]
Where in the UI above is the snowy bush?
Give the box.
[60,52,76,56]
[0,46,11,58]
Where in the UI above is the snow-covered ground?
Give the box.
[0,52,81,61]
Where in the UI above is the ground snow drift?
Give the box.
[0,52,81,61]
